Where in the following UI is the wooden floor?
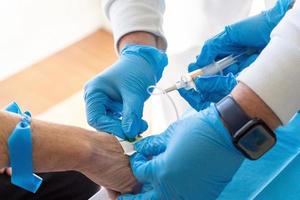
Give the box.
[0,29,116,115]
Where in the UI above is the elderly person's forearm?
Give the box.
[0,110,137,193]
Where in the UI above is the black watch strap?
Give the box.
[216,96,251,136]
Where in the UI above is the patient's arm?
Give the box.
[0,111,137,194]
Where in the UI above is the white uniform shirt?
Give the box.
[103,0,300,124]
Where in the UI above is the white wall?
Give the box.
[0,0,276,80]
[0,0,104,80]
[163,0,269,54]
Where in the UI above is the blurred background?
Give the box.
[0,0,271,130]
[0,0,274,199]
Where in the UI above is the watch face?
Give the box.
[237,124,276,160]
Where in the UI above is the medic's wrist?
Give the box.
[231,82,281,130]
[216,87,278,160]
[118,31,162,53]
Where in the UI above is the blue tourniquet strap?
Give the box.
[5,102,43,193]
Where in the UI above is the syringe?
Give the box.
[164,50,254,93]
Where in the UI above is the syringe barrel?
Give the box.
[201,63,218,75]
[164,50,252,93]
[201,56,236,75]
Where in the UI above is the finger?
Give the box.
[178,88,207,111]
[122,97,148,139]
[107,101,123,119]
[130,153,154,183]
[0,168,5,174]
[179,75,235,109]
[122,112,148,139]
[194,74,237,102]
[267,0,294,28]
[118,190,156,200]
[140,119,148,134]
[222,63,240,75]
[84,91,126,138]
[187,62,199,73]
[134,135,167,157]
[6,168,12,176]
[195,74,237,92]
[93,115,125,138]
[189,31,243,72]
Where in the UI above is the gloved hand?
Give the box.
[84,45,168,139]
[119,105,245,200]
[189,0,293,73]
[180,0,293,110]
[178,73,237,111]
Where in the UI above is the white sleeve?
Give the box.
[237,1,300,124]
[102,0,167,50]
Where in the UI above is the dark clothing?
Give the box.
[0,171,99,200]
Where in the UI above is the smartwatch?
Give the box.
[216,95,276,160]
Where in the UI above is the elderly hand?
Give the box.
[118,105,245,199]
[84,45,167,139]
[78,133,138,194]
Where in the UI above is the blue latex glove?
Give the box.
[180,0,293,110]
[178,73,237,111]
[119,105,245,200]
[189,0,293,73]
[84,45,168,139]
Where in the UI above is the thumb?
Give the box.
[189,31,241,73]
[84,91,125,138]
[178,88,208,111]
[195,73,237,102]
[6,168,12,176]
[130,153,154,183]
[231,53,259,74]
[188,46,216,72]
[134,135,167,157]
[122,97,148,139]
[118,190,156,200]
[267,0,294,28]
